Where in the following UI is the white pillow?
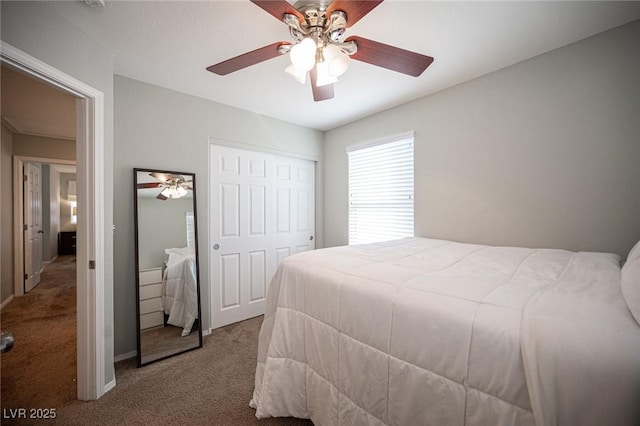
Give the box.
[621,241,640,326]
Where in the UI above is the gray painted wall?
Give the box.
[41,165,52,262]
[1,0,115,386]
[114,76,324,358]
[42,167,68,262]
[49,167,61,260]
[137,196,192,270]
[59,173,77,232]
[324,19,640,258]
[42,168,76,262]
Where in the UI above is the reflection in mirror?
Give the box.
[134,168,203,367]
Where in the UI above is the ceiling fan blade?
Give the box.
[309,67,335,102]
[250,0,304,23]
[326,0,383,27]
[207,42,291,75]
[150,172,171,183]
[345,36,434,77]
[137,182,162,189]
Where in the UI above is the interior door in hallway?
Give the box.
[24,162,43,293]
[210,145,315,329]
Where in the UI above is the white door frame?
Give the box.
[2,41,107,400]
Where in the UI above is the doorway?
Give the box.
[3,82,80,407]
[13,157,77,296]
[1,41,107,400]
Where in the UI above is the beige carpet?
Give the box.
[1,256,313,425]
[1,255,78,412]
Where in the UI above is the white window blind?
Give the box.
[348,135,414,245]
[186,212,196,247]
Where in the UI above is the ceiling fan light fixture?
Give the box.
[160,185,187,199]
[285,64,307,84]
[290,37,316,71]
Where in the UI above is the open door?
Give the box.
[24,161,43,293]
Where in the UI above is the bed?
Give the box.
[250,237,640,425]
[162,246,199,337]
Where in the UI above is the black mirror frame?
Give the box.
[133,167,203,367]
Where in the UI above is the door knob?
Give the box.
[1,332,14,353]
[310,236,314,241]
[213,244,220,250]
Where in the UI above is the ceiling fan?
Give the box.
[137,172,192,200]
[206,0,434,102]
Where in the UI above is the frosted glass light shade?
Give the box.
[315,61,338,87]
[176,186,188,197]
[285,64,307,84]
[323,44,350,77]
[323,43,340,61]
[161,185,187,199]
[329,52,349,77]
[290,38,316,71]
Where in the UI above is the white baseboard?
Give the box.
[103,378,117,394]
[0,295,14,310]
[114,350,136,363]
[42,255,58,267]
[202,328,212,336]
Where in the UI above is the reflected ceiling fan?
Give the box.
[137,172,192,200]
[206,0,434,101]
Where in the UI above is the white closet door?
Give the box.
[210,145,315,329]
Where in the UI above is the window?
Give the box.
[347,133,414,245]
[186,211,195,247]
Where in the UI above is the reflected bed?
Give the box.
[163,247,199,337]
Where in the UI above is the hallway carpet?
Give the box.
[1,255,77,412]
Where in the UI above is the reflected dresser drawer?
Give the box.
[138,267,163,330]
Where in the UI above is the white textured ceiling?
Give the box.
[16,1,640,130]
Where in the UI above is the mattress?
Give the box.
[250,237,640,425]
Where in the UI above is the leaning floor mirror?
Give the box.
[133,168,203,367]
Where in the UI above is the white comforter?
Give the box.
[163,254,198,337]
[250,238,640,425]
